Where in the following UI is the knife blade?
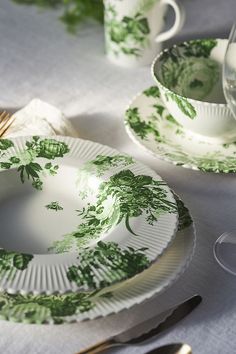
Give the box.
[77,294,201,354]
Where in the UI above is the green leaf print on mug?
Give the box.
[105,4,150,57]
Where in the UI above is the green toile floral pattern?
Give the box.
[126,87,236,173]
[0,136,69,190]
[0,290,115,324]
[155,39,219,116]
[178,39,218,58]
[126,107,164,142]
[45,201,63,211]
[143,86,182,125]
[77,154,134,199]
[67,241,149,290]
[0,249,33,279]
[150,141,236,173]
[0,139,14,158]
[168,151,236,173]
[12,0,104,34]
[0,196,193,324]
[143,86,160,98]
[80,154,134,177]
[50,169,177,253]
[105,3,150,57]
[165,91,196,119]
[0,291,96,324]
[125,104,181,145]
[174,197,192,231]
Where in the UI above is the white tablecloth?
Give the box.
[1,1,236,353]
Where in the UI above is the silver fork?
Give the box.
[0,111,15,137]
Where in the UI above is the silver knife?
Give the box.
[77,294,202,354]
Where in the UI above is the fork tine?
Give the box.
[0,111,6,118]
[1,116,13,130]
[0,112,14,137]
[0,113,10,128]
[0,111,8,123]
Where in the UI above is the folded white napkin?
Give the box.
[5,99,78,138]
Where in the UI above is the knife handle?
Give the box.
[77,338,116,354]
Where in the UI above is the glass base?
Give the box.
[214,231,236,275]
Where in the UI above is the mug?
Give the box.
[104,0,185,67]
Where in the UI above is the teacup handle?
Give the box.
[155,0,185,43]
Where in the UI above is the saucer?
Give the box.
[125,86,236,173]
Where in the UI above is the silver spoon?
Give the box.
[146,342,192,354]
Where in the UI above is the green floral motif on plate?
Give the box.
[174,197,192,231]
[77,153,134,199]
[168,151,236,173]
[67,241,149,290]
[45,201,63,211]
[0,139,14,161]
[0,136,69,190]
[80,154,134,177]
[125,86,236,173]
[50,169,177,253]
[0,292,96,324]
[0,250,33,279]
[125,106,181,144]
[143,86,160,98]
[0,139,14,154]
[126,107,164,142]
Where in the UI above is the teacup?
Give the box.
[152,38,236,141]
[104,0,185,67]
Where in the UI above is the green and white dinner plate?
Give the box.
[125,86,236,173]
[0,196,195,324]
[0,136,178,294]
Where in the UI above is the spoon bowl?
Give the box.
[146,342,192,354]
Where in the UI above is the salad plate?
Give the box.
[0,195,195,324]
[0,136,178,294]
[125,86,236,173]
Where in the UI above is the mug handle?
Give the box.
[155,0,185,43]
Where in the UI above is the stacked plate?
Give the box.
[0,135,195,324]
